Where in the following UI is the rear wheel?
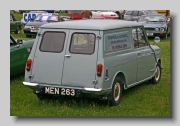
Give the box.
[109,76,123,106]
[151,63,161,84]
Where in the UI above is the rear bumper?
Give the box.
[23,81,105,93]
[23,82,111,100]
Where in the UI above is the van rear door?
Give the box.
[62,30,100,88]
[30,29,69,85]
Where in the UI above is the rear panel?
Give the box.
[25,28,70,85]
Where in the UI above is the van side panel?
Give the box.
[96,28,138,90]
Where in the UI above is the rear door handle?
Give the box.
[65,55,71,58]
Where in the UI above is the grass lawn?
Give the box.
[10,10,171,116]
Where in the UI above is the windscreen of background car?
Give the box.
[70,33,96,54]
[144,10,158,15]
[34,15,58,22]
[139,16,166,23]
[40,32,66,53]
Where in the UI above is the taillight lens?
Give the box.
[26,59,32,71]
[97,63,103,77]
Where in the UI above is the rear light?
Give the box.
[97,63,103,77]
[26,59,32,71]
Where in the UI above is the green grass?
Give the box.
[10,11,170,116]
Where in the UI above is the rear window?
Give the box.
[40,32,66,53]
[69,33,96,54]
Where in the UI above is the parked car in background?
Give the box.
[21,10,48,25]
[138,14,170,38]
[91,15,118,19]
[23,13,61,38]
[67,10,84,20]
[92,10,119,18]
[12,10,20,13]
[10,35,34,77]
[60,16,71,21]
[10,13,24,34]
[124,10,158,21]
[42,10,55,13]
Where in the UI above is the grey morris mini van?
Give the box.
[23,20,162,106]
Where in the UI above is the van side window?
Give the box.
[40,32,65,53]
[104,31,131,53]
[70,33,96,54]
[132,28,148,48]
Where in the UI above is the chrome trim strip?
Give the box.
[23,82,39,86]
[84,88,102,91]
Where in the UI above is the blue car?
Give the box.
[138,14,170,38]
[43,10,55,13]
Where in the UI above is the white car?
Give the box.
[92,10,119,18]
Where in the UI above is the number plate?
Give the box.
[31,29,38,32]
[147,32,153,36]
[44,87,76,96]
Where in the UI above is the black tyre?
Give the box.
[151,63,161,84]
[109,76,123,106]
[15,26,21,34]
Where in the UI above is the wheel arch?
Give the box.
[111,71,127,90]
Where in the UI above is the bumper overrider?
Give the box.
[22,82,112,100]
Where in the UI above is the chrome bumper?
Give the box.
[22,82,102,92]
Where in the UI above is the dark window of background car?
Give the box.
[10,15,12,21]
[132,11,138,16]
[10,38,15,46]
[144,10,158,15]
[126,11,133,15]
[40,32,66,53]
[138,11,145,16]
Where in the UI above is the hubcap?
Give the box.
[155,66,160,81]
[114,82,120,101]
